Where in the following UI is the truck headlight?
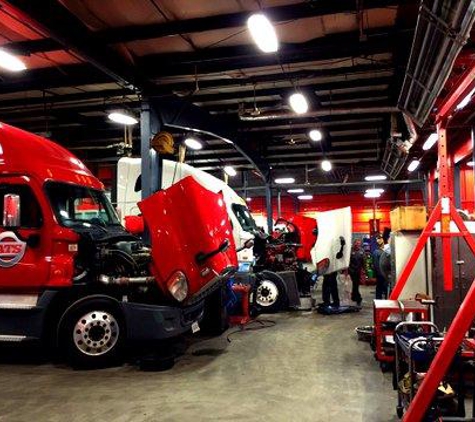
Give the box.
[167,271,188,302]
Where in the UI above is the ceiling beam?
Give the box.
[2,0,408,54]
[139,30,408,77]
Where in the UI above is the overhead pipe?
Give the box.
[238,106,398,121]
[402,112,418,151]
[234,179,424,191]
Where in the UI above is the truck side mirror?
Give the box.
[3,194,21,228]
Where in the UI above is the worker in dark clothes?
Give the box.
[322,271,340,308]
[349,239,364,306]
[373,237,387,299]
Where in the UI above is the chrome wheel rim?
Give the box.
[256,280,279,307]
[73,311,119,356]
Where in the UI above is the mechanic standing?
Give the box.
[349,239,364,306]
[372,237,387,299]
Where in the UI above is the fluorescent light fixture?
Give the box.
[298,195,313,200]
[408,159,420,172]
[287,188,304,193]
[321,160,332,172]
[366,188,384,194]
[108,111,138,125]
[289,93,309,114]
[275,177,295,184]
[184,137,203,150]
[224,166,237,177]
[308,129,323,142]
[365,175,387,181]
[0,49,26,72]
[456,87,475,110]
[247,13,279,53]
[422,133,438,151]
[364,191,381,198]
[468,161,474,167]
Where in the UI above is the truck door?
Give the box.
[0,177,52,290]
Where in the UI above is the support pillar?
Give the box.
[277,189,282,218]
[265,184,273,233]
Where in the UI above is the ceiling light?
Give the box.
[247,13,279,53]
[108,111,138,125]
[224,166,237,177]
[365,175,387,181]
[422,133,438,151]
[408,159,420,172]
[289,93,309,114]
[275,177,295,184]
[298,195,313,200]
[364,191,381,198]
[321,160,332,172]
[468,161,474,167]
[184,137,203,150]
[456,87,475,110]
[246,197,252,202]
[287,188,304,193]
[308,129,323,142]
[0,49,27,72]
[366,188,384,194]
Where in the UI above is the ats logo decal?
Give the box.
[0,232,26,268]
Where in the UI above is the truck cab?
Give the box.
[0,123,236,367]
[117,157,257,262]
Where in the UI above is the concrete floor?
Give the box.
[0,286,399,422]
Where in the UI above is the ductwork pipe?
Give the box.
[239,107,398,121]
[402,112,418,151]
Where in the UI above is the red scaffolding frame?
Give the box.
[388,63,475,421]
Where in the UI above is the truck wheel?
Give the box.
[255,271,288,313]
[60,299,125,368]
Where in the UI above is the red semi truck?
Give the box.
[0,123,237,367]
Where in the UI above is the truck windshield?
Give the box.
[232,204,258,232]
[46,182,120,228]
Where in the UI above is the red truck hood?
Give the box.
[138,176,237,301]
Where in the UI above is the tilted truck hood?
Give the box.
[138,176,237,301]
[311,207,352,275]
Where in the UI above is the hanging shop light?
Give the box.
[246,197,252,202]
[247,13,279,53]
[0,49,26,72]
[275,177,295,184]
[108,110,138,125]
[298,195,313,200]
[366,188,384,195]
[321,160,332,172]
[468,161,474,167]
[422,133,438,151]
[308,129,323,142]
[224,166,237,177]
[287,188,304,193]
[456,87,475,110]
[289,93,309,114]
[408,159,420,172]
[364,191,381,199]
[365,175,387,181]
[184,137,203,150]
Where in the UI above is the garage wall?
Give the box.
[248,191,424,234]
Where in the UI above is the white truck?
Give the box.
[117,157,256,263]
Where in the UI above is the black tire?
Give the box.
[59,298,125,368]
[200,285,229,335]
[254,271,288,314]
